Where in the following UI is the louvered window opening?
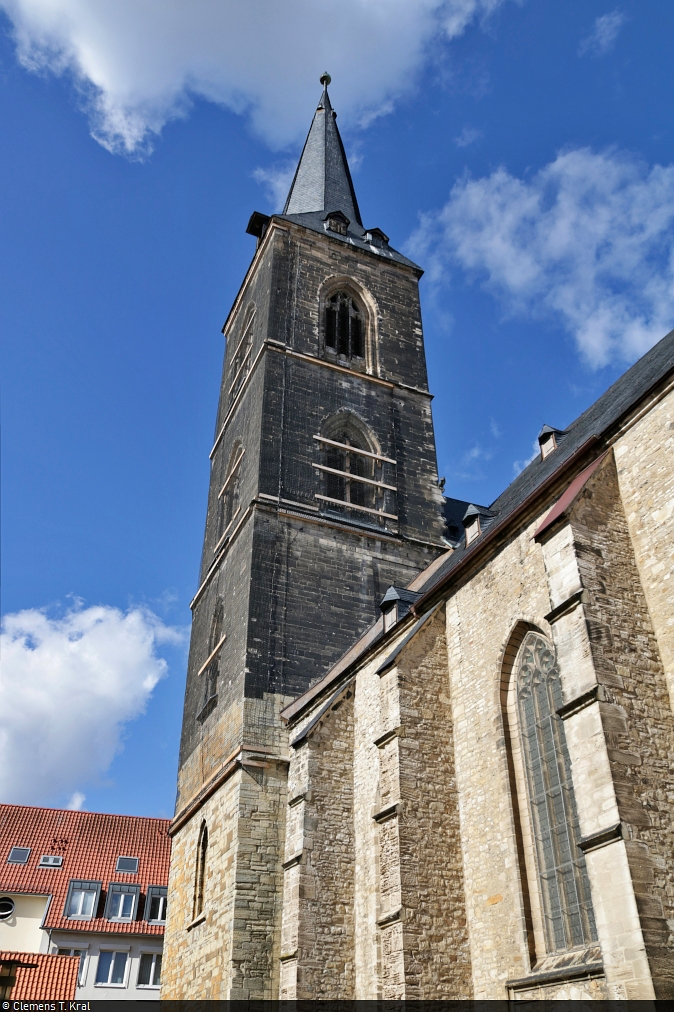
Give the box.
[217,449,244,547]
[314,434,397,521]
[325,292,364,359]
[517,632,597,952]
[198,605,224,722]
[229,313,254,403]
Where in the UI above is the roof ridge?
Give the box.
[0,802,169,822]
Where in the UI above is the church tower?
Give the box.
[162,75,446,1000]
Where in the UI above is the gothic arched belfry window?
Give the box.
[314,413,397,523]
[324,291,364,360]
[228,307,255,404]
[515,631,597,952]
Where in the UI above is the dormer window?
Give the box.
[465,515,481,545]
[538,425,565,460]
[105,883,140,921]
[382,603,397,633]
[324,210,349,236]
[325,292,364,359]
[364,228,389,248]
[463,503,496,546]
[380,586,420,631]
[540,433,556,459]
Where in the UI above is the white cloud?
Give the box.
[409,148,674,367]
[579,10,625,57]
[513,440,539,476]
[0,0,509,156]
[253,163,297,210]
[454,125,482,148]
[67,791,86,811]
[0,603,184,805]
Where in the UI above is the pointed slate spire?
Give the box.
[283,73,362,227]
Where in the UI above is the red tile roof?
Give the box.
[0,804,170,936]
[0,951,79,1000]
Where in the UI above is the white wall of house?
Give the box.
[50,933,163,1000]
[0,893,49,952]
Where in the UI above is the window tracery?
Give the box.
[514,631,597,953]
[324,291,364,360]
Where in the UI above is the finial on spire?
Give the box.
[320,72,331,86]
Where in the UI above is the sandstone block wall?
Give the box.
[379,609,472,998]
[567,452,674,998]
[280,685,355,999]
[283,606,471,999]
[444,517,554,997]
[162,754,288,1000]
[614,385,674,714]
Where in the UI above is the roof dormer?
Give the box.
[538,424,566,460]
[324,210,350,236]
[380,586,421,633]
[462,503,497,547]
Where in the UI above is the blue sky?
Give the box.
[1,0,673,817]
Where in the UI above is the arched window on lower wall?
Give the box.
[506,629,597,956]
[193,822,208,920]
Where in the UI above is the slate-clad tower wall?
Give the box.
[162,79,446,1000]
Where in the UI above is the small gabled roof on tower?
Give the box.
[283,73,362,227]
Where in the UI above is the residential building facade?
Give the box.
[0,805,170,1000]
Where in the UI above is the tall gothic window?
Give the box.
[229,308,255,403]
[193,823,208,919]
[515,631,597,953]
[324,291,364,360]
[313,416,397,521]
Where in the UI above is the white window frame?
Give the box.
[108,891,136,921]
[105,882,140,922]
[94,949,130,988]
[136,951,163,989]
[56,947,89,986]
